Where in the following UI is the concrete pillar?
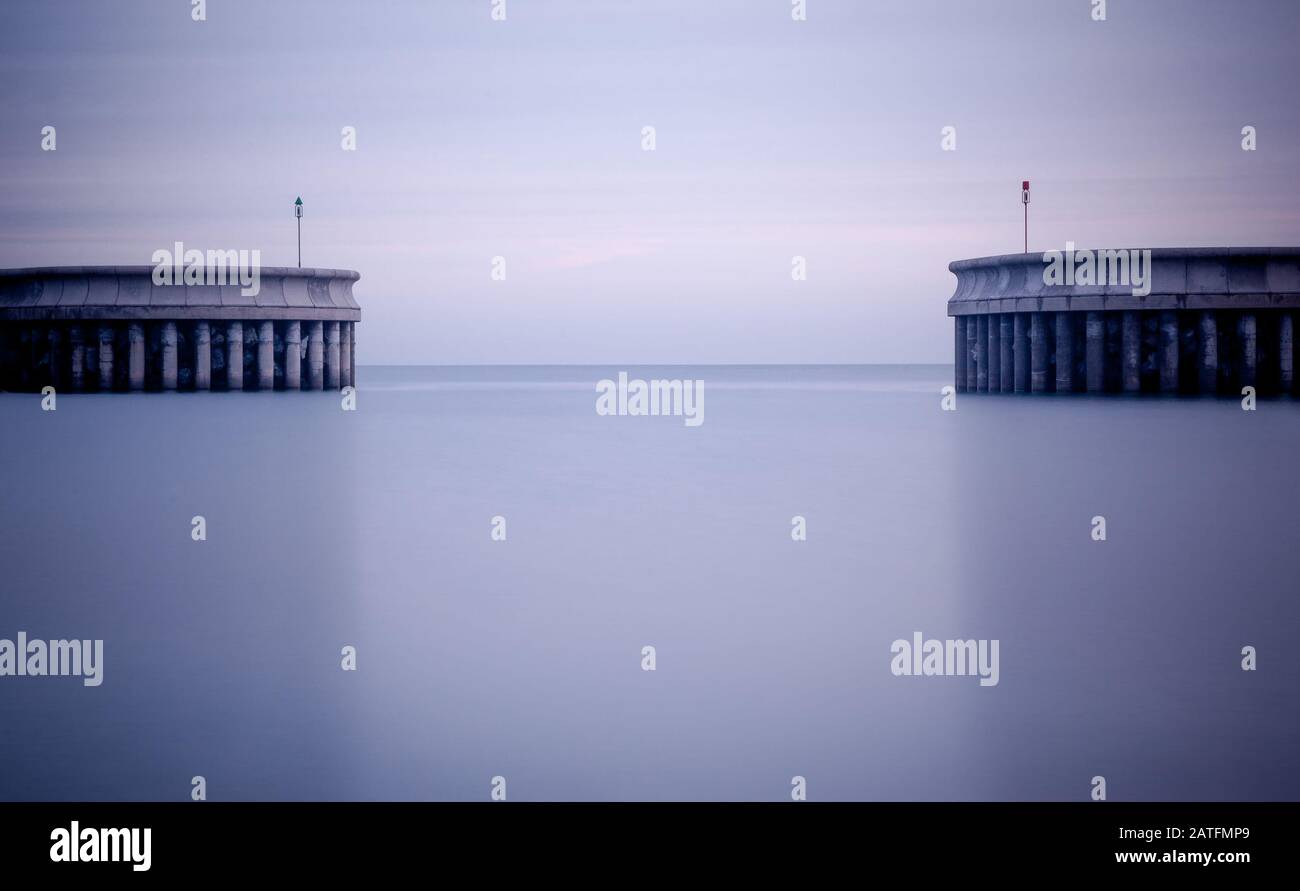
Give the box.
[1158,310,1179,393]
[1197,311,1217,395]
[954,318,967,391]
[47,326,64,390]
[284,322,301,390]
[1121,311,1141,393]
[1030,312,1049,392]
[127,323,145,391]
[1013,313,1029,392]
[965,316,977,391]
[68,326,85,391]
[1086,312,1104,393]
[227,321,243,391]
[98,325,114,391]
[1279,313,1293,394]
[998,315,1013,392]
[975,315,988,392]
[350,322,357,386]
[325,322,341,390]
[307,321,324,390]
[195,322,211,390]
[1055,312,1074,393]
[1238,313,1257,390]
[258,320,274,390]
[161,322,178,390]
[341,322,353,388]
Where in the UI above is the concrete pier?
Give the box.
[948,248,1300,397]
[1013,313,1029,393]
[986,313,1000,392]
[227,321,243,391]
[257,320,274,391]
[998,314,1012,392]
[284,321,301,390]
[1030,312,1048,393]
[1121,312,1141,393]
[1281,313,1294,393]
[1086,312,1104,393]
[1055,312,1074,393]
[98,325,114,390]
[1198,311,1218,395]
[0,267,360,393]
[325,321,341,390]
[954,316,967,391]
[307,321,324,390]
[195,321,211,391]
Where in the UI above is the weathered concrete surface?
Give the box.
[227,321,243,391]
[1198,311,1218,395]
[161,321,178,390]
[307,321,324,390]
[1013,313,1029,393]
[1030,312,1048,393]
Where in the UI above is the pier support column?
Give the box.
[68,326,85,391]
[1055,313,1074,393]
[98,325,114,391]
[283,322,301,390]
[258,320,274,390]
[998,315,1013,392]
[128,323,145,391]
[1013,313,1029,392]
[1030,312,1049,393]
[1279,313,1293,394]
[1198,311,1217,395]
[195,322,211,390]
[965,316,977,391]
[350,322,357,386]
[954,317,967,391]
[307,321,324,390]
[341,322,353,388]
[1086,312,1104,393]
[1159,310,1179,393]
[975,315,988,392]
[325,321,341,390]
[1121,311,1141,393]
[227,321,243,391]
[1238,313,1257,390]
[161,322,178,390]
[47,326,64,390]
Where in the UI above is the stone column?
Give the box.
[307,321,324,390]
[1197,311,1217,395]
[98,325,115,391]
[227,321,243,390]
[325,321,341,390]
[341,322,353,388]
[47,326,64,390]
[1055,313,1074,393]
[284,322,301,390]
[1085,312,1104,393]
[1030,312,1048,393]
[350,322,357,386]
[161,322,178,390]
[1013,314,1029,393]
[1121,311,1141,393]
[954,317,967,391]
[195,322,211,390]
[965,316,977,391]
[999,315,1013,392]
[975,315,988,392]
[1159,310,1179,393]
[258,320,274,390]
[68,326,85,391]
[128,322,145,391]
[1279,312,1293,395]
[1238,313,1257,390]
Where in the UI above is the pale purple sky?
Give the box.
[2,0,1298,363]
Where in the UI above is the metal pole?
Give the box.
[297,216,301,268]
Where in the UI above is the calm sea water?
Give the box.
[1,365,1297,801]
